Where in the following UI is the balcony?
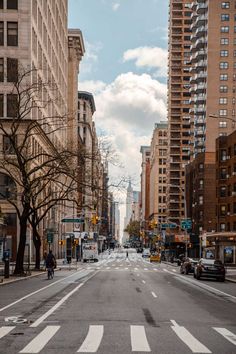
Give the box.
[195,117,205,126]
[170,148,181,156]
[196,2,208,14]
[195,38,207,49]
[194,129,205,137]
[196,25,207,37]
[195,82,206,93]
[196,13,207,26]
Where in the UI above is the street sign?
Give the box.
[181,219,192,230]
[161,223,177,230]
[47,230,54,244]
[61,217,84,223]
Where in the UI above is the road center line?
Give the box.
[30,283,84,327]
[151,291,157,298]
[142,280,146,284]
[20,326,60,353]
[0,270,85,313]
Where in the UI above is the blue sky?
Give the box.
[68,0,168,83]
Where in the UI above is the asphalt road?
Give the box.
[0,249,236,354]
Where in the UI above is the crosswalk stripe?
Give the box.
[19,326,60,353]
[213,327,236,345]
[0,326,15,339]
[77,325,104,353]
[171,320,211,353]
[130,325,151,352]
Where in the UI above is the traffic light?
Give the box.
[92,215,99,224]
[58,240,65,246]
[73,239,79,246]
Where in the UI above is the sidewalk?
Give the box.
[0,269,47,286]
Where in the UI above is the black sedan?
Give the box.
[193,258,225,282]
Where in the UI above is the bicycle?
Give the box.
[47,267,54,280]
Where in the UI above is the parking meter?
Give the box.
[3,249,10,278]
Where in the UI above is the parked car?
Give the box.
[142,248,151,258]
[180,257,198,274]
[193,258,225,281]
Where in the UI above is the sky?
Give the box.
[68,0,169,237]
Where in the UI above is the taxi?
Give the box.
[150,252,161,263]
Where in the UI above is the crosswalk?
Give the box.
[1,323,236,353]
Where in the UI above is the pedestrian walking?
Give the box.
[126,251,129,258]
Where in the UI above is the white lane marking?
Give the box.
[130,325,151,352]
[106,267,110,270]
[213,327,236,345]
[0,270,85,313]
[142,280,146,284]
[144,268,148,271]
[153,268,157,271]
[137,274,140,277]
[115,267,119,270]
[172,269,177,272]
[135,268,138,271]
[0,326,15,339]
[151,292,157,298]
[164,269,236,302]
[77,325,104,353]
[20,326,60,353]
[170,320,211,353]
[125,267,128,270]
[30,283,84,328]
[96,267,100,270]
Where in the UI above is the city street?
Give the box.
[0,249,236,353]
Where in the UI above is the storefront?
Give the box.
[201,232,236,265]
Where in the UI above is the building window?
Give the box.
[234,202,236,214]
[0,22,3,45]
[220,62,229,69]
[220,74,228,81]
[221,38,229,45]
[0,0,3,9]
[7,0,18,9]
[220,85,228,93]
[221,14,230,21]
[219,97,228,104]
[7,94,17,117]
[222,2,230,8]
[199,195,203,205]
[220,168,227,179]
[199,163,204,171]
[221,26,229,32]
[220,205,227,216]
[220,223,226,231]
[0,58,3,81]
[219,109,227,116]
[0,94,3,117]
[3,136,15,154]
[220,186,227,197]
[7,58,18,82]
[7,22,18,46]
[220,149,227,161]
[199,179,204,189]
[235,26,236,33]
[220,50,228,57]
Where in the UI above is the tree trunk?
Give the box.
[32,225,41,270]
[14,218,27,275]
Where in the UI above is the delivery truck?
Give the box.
[82,242,99,262]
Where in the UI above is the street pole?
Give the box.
[184,186,188,259]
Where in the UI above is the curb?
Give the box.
[225,277,236,283]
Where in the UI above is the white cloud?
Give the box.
[112,3,120,11]
[80,41,103,75]
[78,72,167,180]
[123,46,168,77]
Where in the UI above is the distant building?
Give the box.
[149,122,168,224]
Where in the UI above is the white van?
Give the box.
[142,248,151,258]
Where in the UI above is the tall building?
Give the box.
[190,0,236,155]
[186,0,236,239]
[149,122,168,224]
[166,0,192,225]
[140,146,151,230]
[0,0,84,259]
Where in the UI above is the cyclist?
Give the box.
[46,250,56,279]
